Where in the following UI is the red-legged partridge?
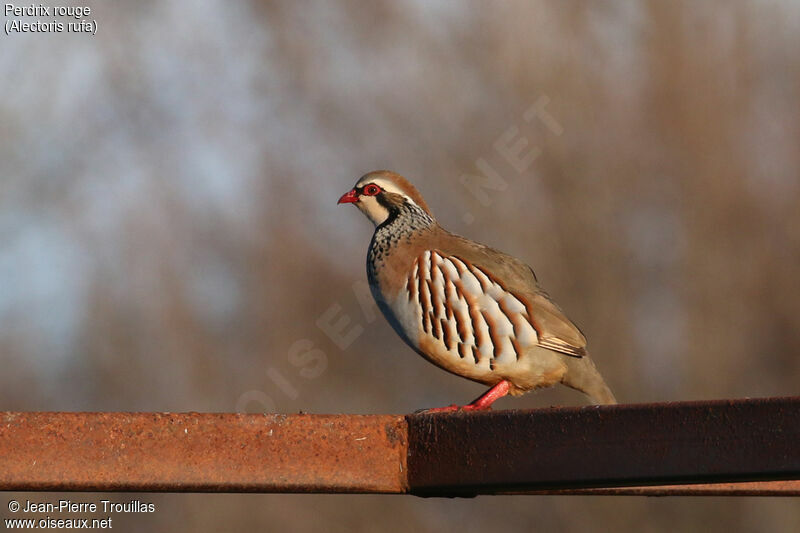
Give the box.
[338,170,617,410]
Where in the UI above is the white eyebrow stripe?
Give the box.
[355,178,419,208]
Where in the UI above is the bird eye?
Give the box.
[363,184,381,196]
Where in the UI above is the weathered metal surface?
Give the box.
[1,397,798,495]
[406,397,800,496]
[525,480,800,496]
[0,412,408,493]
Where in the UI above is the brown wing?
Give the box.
[435,231,587,358]
[523,291,587,357]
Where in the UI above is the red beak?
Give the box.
[337,188,359,204]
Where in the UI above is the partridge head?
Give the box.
[338,170,616,411]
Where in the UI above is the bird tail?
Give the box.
[562,354,617,405]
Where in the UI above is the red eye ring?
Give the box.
[363,184,381,196]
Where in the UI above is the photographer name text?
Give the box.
[12,499,155,514]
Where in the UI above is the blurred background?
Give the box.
[2,0,799,531]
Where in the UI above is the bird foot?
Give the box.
[415,403,492,414]
[415,381,511,414]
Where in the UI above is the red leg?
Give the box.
[464,379,511,410]
[422,380,511,413]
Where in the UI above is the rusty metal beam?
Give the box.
[519,480,800,496]
[0,412,408,493]
[406,397,800,496]
[1,397,799,496]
